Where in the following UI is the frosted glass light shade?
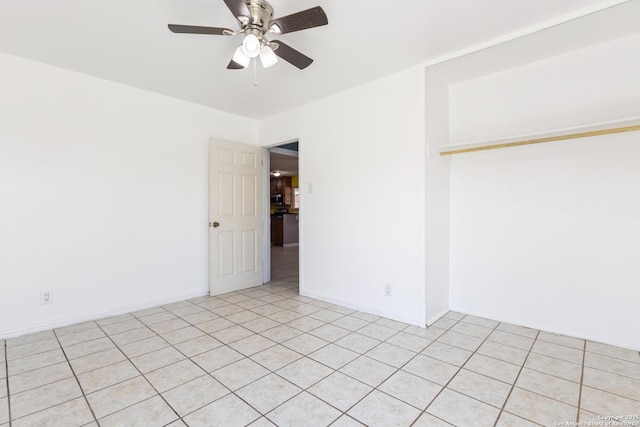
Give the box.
[242,33,261,58]
[260,46,278,68]
[232,46,250,67]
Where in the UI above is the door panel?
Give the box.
[242,230,257,273]
[241,175,257,217]
[241,151,257,168]
[218,172,234,217]
[218,232,235,277]
[209,138,263,295]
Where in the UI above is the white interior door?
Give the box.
[209,138,263,295]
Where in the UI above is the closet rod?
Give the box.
[439,124,640,156]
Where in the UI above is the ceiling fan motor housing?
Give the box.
[241,0,275,38]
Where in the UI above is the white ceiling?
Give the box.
[0,0,633,119]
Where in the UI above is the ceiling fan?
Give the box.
[168,0,328,70]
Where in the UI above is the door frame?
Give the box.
[262,148,271,284]
[262,139,300,285]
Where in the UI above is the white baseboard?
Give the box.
[300,289,422,327]
[0,289,209,340]
[426,308,450,326]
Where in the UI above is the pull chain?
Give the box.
[253,58,258,87]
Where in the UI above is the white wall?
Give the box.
[449,33,640,144]
[260,67,426,325]
[0,52,258,338]
[448,34,640,350]
[424,68,451,324]
[6,26,637,352]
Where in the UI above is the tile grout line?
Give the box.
[5,339,90,424]
[122,301,270,423]
[0,300,349,427]
[577,365,640,402]
[51,328,100,427]
[492,328,541,427]
[420,315,505,426]
[577,351,640,376]
[215,298,322,422]
[92,315,186,425]
[4,340,11,427]
[520,363,581,387]
[493,332,585,386]
[458,324,591,363]
[140,292,339,424]
[5,246,636,423]
[398,320,459,427]
[368,325,439,427]
[6,268,376,422]
[414,315,468,411]
[259,321,397,425]
[6,270,637,427]
[402,314,497,426]
[176,289,396,424]
[183,290,341,424]
[576,339,587,423]
[246,324,361,422]
[253,311,385,422]
[56,309,201,422]
[499,342,608,418]
[132,297,261,424]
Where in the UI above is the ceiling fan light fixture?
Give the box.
[242,33,261,58]
[260,45,278,68]
[232,46,250,67]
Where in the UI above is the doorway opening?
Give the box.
[266,141,300,293]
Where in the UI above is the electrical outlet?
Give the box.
[40,290,52,305]
[384,283,392,297]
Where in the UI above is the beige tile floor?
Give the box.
[1,246,639,426]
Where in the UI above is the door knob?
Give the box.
[211,221,220,228]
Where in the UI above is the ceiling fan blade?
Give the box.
[272,40,313,70]
[268,6,328,34]
[227,59,245,70]
[223,0,251,19]
[168,24,232,35]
